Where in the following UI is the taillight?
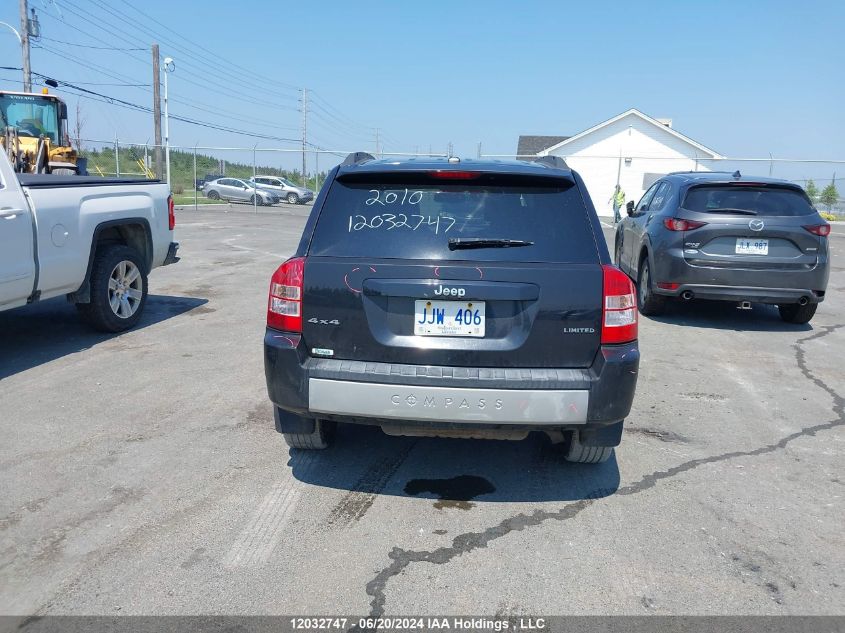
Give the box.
[663,218,706,231]
[601,265,637,345]
[803,223,830,237]
[168,194,175,230]
[267,257,305,332]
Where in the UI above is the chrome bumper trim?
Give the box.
[308,378,588,424]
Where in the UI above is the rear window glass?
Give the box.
[682,185,815,216]
[308,182,598,262]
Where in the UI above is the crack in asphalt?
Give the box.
[361,324,845,617]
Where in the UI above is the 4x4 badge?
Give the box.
[749,219,765,231]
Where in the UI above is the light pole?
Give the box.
[162,56,175,189]
[0,21,25,90]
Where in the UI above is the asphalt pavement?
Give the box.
[0,208,842,616]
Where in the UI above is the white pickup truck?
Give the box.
[0,149,178,332]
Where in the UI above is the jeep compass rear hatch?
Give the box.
[678,183,824,271]
[302,170,604,368]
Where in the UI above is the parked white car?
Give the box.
[249,175,314,205]
[0,150,179,331]
[202,178,279,205]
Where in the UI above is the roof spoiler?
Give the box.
[533,155,569,170]
[341,152,376,166]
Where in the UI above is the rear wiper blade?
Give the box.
[448,238,534,250]
[701,208,758,215]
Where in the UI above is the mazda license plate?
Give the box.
[736,238,768,255]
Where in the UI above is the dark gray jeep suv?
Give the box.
[264,153,639,463]
[614,172,830,324]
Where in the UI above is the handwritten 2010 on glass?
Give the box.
[365,188,424,206]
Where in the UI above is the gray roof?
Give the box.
[515,135,570,158]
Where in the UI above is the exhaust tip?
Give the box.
[681,290,694,301]
[798,296,809,306]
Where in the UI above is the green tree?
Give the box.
[805,179,819,203]
[819,183,839,210]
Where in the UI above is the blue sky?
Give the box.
[1,0,843,174]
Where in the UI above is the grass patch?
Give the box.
[173,194,228,205]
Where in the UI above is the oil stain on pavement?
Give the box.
[404,475,496,510]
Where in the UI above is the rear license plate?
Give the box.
[736,238,768,255]
[414,300,485,337]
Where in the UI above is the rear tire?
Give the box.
[76,244,148,332]
[206,190,219,200]
[778,302,817,324]
[283,419,336,450]
[564,431,613,464]
[637,257,666,316]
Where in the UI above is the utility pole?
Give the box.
[19,0,31,92]
[152,44,163,181]
[477,142,481,159]
[374,128,380,158]
[300,87,307,186]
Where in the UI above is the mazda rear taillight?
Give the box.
[267,257,305,332]
[803,223,830,237]
[601,265,637,345]
[663,218,706,231]
[168,194,175,230]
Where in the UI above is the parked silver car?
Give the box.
[249,175,314,205]
[203,178,279,206]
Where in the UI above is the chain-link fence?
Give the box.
[483,153,845,218]
[74,139,844,218]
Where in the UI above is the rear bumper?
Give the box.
[653,252,829,304]
[263,329,639,430]
[656,284,824,304]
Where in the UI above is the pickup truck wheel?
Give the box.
[283,419,336,450]
[778,302,817,324]
[564,431,613,464]
[637,258,666,316]
[77,245,148,332]
[206,190,219,200]
[286,192,299,204]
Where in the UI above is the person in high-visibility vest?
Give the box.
[609,185,626,223]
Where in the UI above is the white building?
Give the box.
[518,109,723,215]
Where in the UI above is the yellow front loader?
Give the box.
[1,89,79,174]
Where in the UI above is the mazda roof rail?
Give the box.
[341,152,376,166]
[533,155,569,170]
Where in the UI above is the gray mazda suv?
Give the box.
[614,171,830,324]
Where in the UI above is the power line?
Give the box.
[19,72,302,144]
[115,0,302,93]
[81,0,301,104]
[38,36,146,51]
[33,0,396,149]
